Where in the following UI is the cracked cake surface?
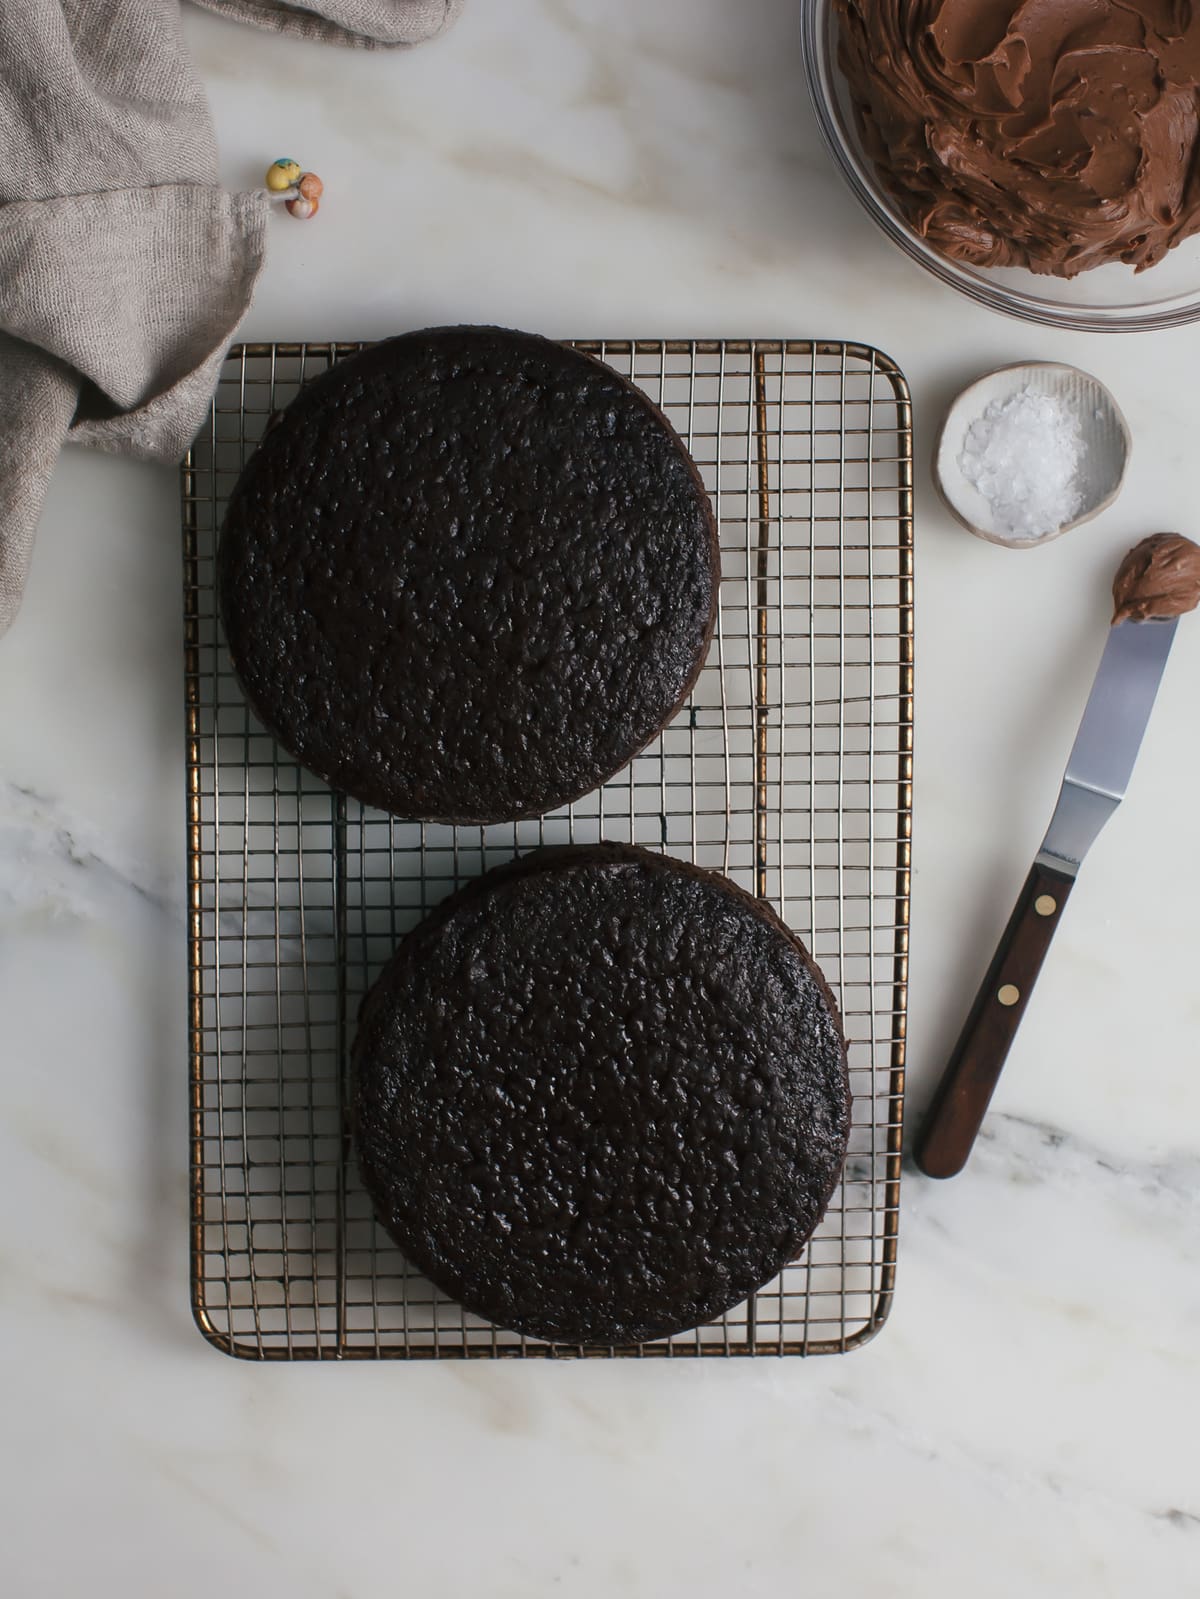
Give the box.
[353,843,851,1346]
[219,326,718,823]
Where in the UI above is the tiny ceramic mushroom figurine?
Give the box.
[287,172,323,220]
[263,159,324,219]
[265,157,301,193]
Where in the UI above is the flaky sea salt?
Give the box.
[958,387,1085,537]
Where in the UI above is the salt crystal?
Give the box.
[958,386,1085,537]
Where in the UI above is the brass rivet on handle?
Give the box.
[1034,894,1057,917]
[997,984,1020,1007]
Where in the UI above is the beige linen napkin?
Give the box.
[191,0,462,47]
[0,0,461,635]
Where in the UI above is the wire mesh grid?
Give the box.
[183,338,912,1360]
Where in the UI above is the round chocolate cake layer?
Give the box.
[353,843,850,1346]
[218,326,718,824]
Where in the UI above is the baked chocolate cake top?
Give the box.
[353,843,850,1346]
[218,326,718,824]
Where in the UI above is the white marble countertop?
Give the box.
[5,3,1198,1594]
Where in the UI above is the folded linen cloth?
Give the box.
[0,0,462,635]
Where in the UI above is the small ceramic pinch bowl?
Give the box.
[934,362,1130,549]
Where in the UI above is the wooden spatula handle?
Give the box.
[915,860,1076,1179]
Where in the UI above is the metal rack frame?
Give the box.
[183,338,913,1359]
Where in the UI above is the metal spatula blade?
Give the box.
[1039,618,1178,874]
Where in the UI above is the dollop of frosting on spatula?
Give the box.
[1112,533,1200,624]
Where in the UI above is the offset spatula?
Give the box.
[915,616,1179,1179]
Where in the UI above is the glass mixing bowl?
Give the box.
[801,0,1200,333]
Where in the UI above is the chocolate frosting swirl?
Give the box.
[1112,532,1200,623]
[835,1,1200,277]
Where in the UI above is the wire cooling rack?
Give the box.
[183,338,913,1359]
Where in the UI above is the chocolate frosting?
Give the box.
[835,2,1200,277]
[1112,533,1200,623]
